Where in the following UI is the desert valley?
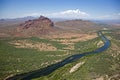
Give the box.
[0,15,120,80]
[0,0,120,80]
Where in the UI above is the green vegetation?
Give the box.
[29,37,68,49]
[0,35,100,80]
[0,37,68,80]
[74,37,101,53]
[0,30,120,80]
[33,30,120,80]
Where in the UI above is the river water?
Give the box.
[7,31,110,80]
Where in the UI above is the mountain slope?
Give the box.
[55,19,102,33]
[16,16,55,36]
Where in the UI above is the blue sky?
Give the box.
[0,0,120,19]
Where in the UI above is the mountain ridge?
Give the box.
[16,16,55,36]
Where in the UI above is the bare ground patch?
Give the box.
[9,40,57,51]
[69,61,85,73]
[97,41,104,47]
[50,33,97,45]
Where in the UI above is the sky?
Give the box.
[0,0,120,19]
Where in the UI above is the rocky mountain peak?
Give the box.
[16,16,54,36]
[38,16,49,20]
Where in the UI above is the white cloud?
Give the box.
[60,9,88,15]
[46,9,89,18]
[96,13,120,19]
[97,15,111,18]
[23,12,40,17]
[117,13,120,16]
[22,9,89,19]
[30,13,40,16]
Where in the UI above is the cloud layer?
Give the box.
[49,9,89,18]
[24,9,120,19]
[24,9,89,19]
[97,13,120,19]
[60,9,88,15]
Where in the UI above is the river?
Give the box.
[6,31,110,80]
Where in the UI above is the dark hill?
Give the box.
[16,16,55,36]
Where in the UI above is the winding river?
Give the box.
[7,31,110,80]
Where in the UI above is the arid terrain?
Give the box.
[0,16,120,80]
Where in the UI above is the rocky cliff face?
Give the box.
[17,16,54,36]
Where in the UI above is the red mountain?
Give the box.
[16,16,54,36]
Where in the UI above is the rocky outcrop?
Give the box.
[17,16,54,36]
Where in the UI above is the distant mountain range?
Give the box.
[55,19,102,33]
[1,16,120,25]
[91,19,120,25]
[0,16,37,23]
[0,16,120,37]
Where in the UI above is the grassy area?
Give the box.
[0,37,68,80]
[33,30,120,80]
[0,35,100,80]
[74,37,101,53]
[1,30,119,80]
[34,52,113,80]
[29,37,68,49]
